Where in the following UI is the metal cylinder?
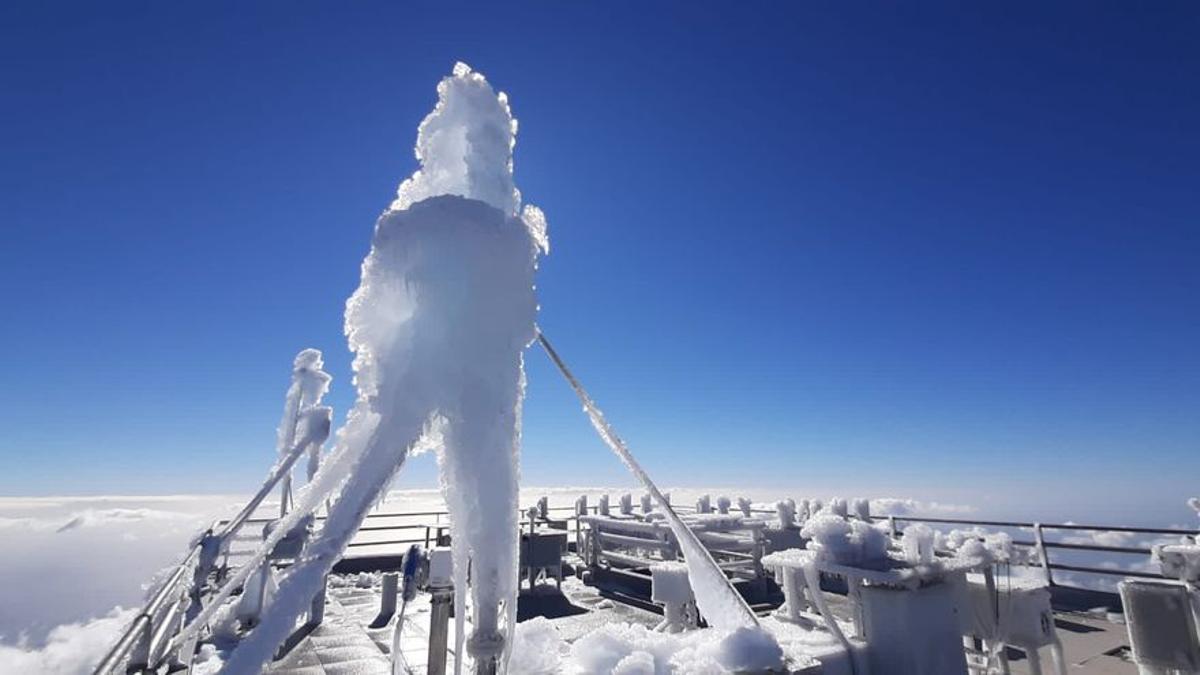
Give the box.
[308,578,326,626]
[379,573,398,621]
[426,587,452,675]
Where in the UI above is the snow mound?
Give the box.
[509,617,566,674]
[801,514,889,567]
[568,622,784,675]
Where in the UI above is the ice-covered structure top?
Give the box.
[391,62,548,253]
[220,63,547,674]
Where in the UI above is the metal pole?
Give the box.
[379,573,398,623]
[308,577,327,626]
[218,409,331,542]
[1034,523,1054,586]
[535,330,760,628]
[426,585,453,675]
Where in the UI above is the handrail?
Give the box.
[93,522,214,674]
[217,407,332,544]
[877,513,1196,585]
[882,514,1197,537]
[98,497,1193,673]
[93,412,331,675]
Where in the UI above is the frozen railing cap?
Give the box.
[775,500,796,529]
[901,523,936,564]
[275,349,333,502]
[852,498,871,521]
[801,513,890,567]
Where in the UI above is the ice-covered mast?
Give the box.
[221,63,546,674]
[275,349,333,515]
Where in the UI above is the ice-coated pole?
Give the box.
[535,330,760,630]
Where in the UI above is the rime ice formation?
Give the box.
[221,63,545,674]
[276,349,333,507]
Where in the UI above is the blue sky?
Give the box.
[1,2,1197,521]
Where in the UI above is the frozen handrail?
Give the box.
[164,409,333,657]
[93,520,220,675]
[217,406,334,545]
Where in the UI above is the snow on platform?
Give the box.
[220,565,1141,674]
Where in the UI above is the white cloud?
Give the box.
[0,607,136,675]
[0,495,241,647]
[869,497,976,517]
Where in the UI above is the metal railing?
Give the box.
[875,513,1197,585]
[93,522,216,675]
[93,496,1195,673]
[92,410,332,675]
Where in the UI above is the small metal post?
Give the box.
[424,549,454,675]
[1033,523,1054,586]
[888,515,898,540]
[308,576,327,626]
[780,568,804,623]
[280,475,291,517]
[128,616,152,672]
[379,573,398,622]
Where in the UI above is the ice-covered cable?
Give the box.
[535,331,762,632]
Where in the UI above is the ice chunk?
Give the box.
[851,498,870,521]
[508,617,565,674]
[775,500,796,529]
[900,523,935,564]
[566,622,784,674]
[651,562,694,605]
[801,514,889,567]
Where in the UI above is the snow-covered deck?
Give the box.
[203,563,1139,675]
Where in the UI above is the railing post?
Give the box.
[424,549,454,675]
[1034,523,1054,586]
[378,573,398,623]
[308,576,327,626]
[127,615,152,673]
[888,515,898,539]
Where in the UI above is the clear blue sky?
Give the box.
[2,2,1197,520]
